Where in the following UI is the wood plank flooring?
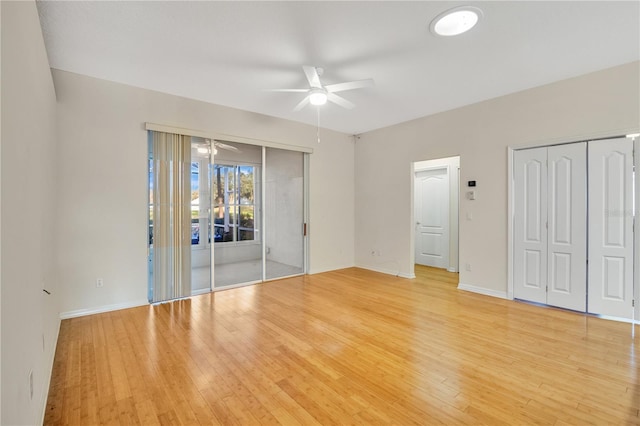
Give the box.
[45,266,640,425]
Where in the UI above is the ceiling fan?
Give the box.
[196,140,241,155]
[270,66,374,111]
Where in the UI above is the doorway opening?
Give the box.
[411,156,460,278]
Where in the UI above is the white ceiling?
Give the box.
[36,1,640,135]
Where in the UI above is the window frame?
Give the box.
[190,156,211,250]
[212,160,261,246]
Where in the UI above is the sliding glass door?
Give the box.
[148,129,308,298]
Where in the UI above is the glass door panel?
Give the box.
[265,148,304,280]
[212,141,263,287]
[190,138,212,295]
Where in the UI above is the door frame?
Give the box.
[410,156,460,277]
[508,129,640,324]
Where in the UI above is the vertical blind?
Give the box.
[150,131,192,302]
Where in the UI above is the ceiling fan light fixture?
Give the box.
[309,89,328,106]
[430,6,482,37]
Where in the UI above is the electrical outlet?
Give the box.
[465,263,472,271]
[96,278,104,288]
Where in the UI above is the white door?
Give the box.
[415,168,449,269]
[588,138,634,319]
[546,143,587,312]
[514,148,548,304]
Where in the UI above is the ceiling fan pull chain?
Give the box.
[317,106,321,144]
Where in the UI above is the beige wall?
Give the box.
[355,61,640,295]
[53,69,356,316]
[1,1,60,424]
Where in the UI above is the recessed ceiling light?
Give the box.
[430,6,483,37]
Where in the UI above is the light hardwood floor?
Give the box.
[45,266,639,425]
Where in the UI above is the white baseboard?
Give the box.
[60,300,149,319]
[447,267,458,273]
[308,264,355,275]
[356,264,415,279]
[458,282,508,299]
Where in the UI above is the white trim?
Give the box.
[458,282,508,299]
[308,265,354,275]
[39,319,61,426]
[635,137,640,323]
[60,300,148,319]
[592,314,640,325]
[507,146,515,300]
[447,267,456,273]
[304,152,310,274]
[509,127,640,151]
[262,146,267,281]
[357,264,415,279]
[145,122,313,154]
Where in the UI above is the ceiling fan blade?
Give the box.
[327,93,355,109]
[293,95,310,112]
[325,79,375,93]
[302,65,322,88]
[214,141,241,153]
[264,89,309,92]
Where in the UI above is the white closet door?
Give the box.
[514,148,548,304]
[546,143,587,312]
[588,138,634,318]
